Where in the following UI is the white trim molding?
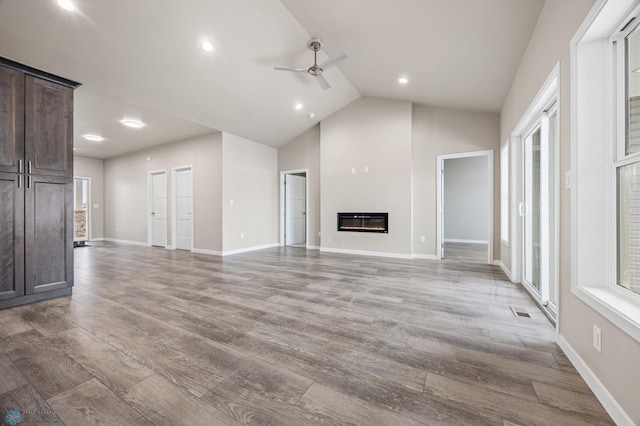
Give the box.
[558,335,634,426]
[412,253,440,260]
[444,239,489,244]
[192,248,223,256]
[103,238,150,247]
[320,247,413,260]
[493,260,513,281]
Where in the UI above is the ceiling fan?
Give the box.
[274,38,347,91]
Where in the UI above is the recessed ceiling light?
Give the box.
[121,119,145,128]
[295,103,303,110]
[202,41,214,52]
[56,0,76,11]
[308,112,315,119]
[633,68,640,73]
[398,77,409,84]
[82,134,104,142]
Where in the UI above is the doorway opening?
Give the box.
[436,150,494,264]
[147,170,167,248]
[171,166,193,251]
[73,177,91,247]
[280,170,308,248]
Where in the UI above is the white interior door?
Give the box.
[151,172,167,247]
[285,174,306,245]
[176,169,193,250]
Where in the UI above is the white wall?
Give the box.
[278,125,321,248]
[320,97,413,256]
[103,133,223,251]
[222,132,278,252]
[73,156,104,240]
[443,156,489,242]
[412,105,500,258]
[500,0,640,422]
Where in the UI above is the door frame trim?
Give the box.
[147,169,168,247]
[73,176,92,241]
[279,169,309,247]
[436,150,494,264]
[170,165,194,251]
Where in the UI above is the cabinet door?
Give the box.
[25,76,73,177]
[0,65,25,174]
[0,172,25,300]
[25,175,73,294]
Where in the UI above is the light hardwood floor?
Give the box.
[444,242,488,263]
[0,242,613,425]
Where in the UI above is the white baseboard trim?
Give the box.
[558,335,634,426]
[192,248,223,256]
[320,247,413,259]
[493,260,513,281]
[166,245,175,250]
[412,253,440,260]
[444,239,489,244]
[306,245,320,250]
[103,238,149,247]
[89,238,104,242]
[221,243,280,257]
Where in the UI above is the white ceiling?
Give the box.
[0,0,543,159]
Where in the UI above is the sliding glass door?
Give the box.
[521,106,558,314]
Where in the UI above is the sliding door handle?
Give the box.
[18,175,22,188]
[27,160,32,174]
[18,159,23,173]
[27,175,32,189]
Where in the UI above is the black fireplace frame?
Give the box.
[337,213,389,233]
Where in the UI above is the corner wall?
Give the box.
[412,105,500,258]
[278,124,321,248]
[222,132,278,252]
[103,132,223,251]
[500,0,640,422]
[320,97,413,256]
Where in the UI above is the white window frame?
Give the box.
[500,141,510,245]
[571,0,640,343]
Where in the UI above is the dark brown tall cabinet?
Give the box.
[0,57,80,309]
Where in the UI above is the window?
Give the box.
[616,18,640,297]
[500,142,509,244]
[572,0,640,342]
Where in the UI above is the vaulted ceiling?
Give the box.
[0,0,543,159]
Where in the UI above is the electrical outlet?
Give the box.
[364,166,369,173]
[351,168,356,174]
[593,325,602,353]
[420,235,426,243]
[565,171,571,190]
[240,232,244,239]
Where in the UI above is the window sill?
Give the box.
[573,285,640,343]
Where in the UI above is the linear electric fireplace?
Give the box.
[337,213,388,233]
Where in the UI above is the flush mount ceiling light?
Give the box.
[634,68,640,73]
[82,134,104,142]
[295,103,303,110]
[56,0,76,11]
[308,112,315,119]
[398,77,409,84]
[202,41,214,52]
[120,119,145,128]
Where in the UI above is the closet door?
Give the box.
[0,172,25,300]
[0,65,24,174]
[24,175,73,294]
[25,76,73,177]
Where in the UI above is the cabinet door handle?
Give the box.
[27,175,32,189]
[18,175,22,189]
[18,159,23,173]
[27,160,32,174]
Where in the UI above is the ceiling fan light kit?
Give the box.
[274,38,347,91]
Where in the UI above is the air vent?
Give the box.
[510,306,531,318]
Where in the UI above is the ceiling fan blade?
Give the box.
[274,66,308,73]
[316,75,331,91]
[319,53,347,70]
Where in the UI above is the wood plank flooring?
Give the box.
[444,242,488,263]
[0,242,613,425]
